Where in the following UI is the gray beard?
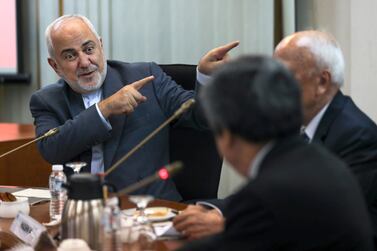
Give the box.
[77,62,107,92]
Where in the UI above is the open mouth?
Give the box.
[79,71,95,77]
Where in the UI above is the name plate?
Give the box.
[10,212,46,247]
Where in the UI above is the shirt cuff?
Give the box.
[95,103,112,130]
[196,67,212,85]
[196,201,223,216]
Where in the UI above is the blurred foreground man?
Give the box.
[176,56,373,251]
[29,14,238,200]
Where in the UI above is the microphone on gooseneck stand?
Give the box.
[116,161,183,196]
[0,127,59,159]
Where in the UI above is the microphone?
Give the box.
[0,127,59,159]
[104,98,195,176]
[116,161,183,196]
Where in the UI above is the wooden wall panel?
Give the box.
[0,124,50,187]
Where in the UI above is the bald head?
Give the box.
[274,31,344,125]
[275,30,345,87]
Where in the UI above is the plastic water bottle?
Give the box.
[101,197,122,251]
[49,164,67,221]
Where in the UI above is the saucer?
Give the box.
[122,207,176,222]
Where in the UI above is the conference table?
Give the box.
[0,190,188,250]
[0,123,189,250]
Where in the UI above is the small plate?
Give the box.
[122,207,176,222]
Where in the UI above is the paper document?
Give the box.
[13,188,51,199]
[153,221,182,238]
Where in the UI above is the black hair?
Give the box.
[200,55,302,143]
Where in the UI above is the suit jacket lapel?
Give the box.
[102,65,127,169]
[64,83,86,118]
[64,82,92,172]
[312,90,347,143]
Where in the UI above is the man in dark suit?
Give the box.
[175,30,377,241]
[175,56,374,251]
[29,14,239,200]
[274,30,377,240]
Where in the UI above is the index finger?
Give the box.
[214,41,240,58]
[130,76,155,90]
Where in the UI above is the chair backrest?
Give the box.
[159,64,223,201]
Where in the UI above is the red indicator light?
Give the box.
[158,168,169,180]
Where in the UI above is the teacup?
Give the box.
[0,197,30,218]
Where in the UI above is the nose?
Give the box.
[78,53,91,68]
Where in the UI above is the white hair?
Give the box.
[45,14,100,58]
[295,31,345,87]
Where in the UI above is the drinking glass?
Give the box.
[126,195,157,249]
[65,162,87,174]
[129,195,154,224]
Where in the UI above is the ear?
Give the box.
[220,129,233,143]
[316,70,331,96]
[216,129,235,154]
[48,58,62,76]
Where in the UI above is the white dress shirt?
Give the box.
[196,68,212,85]
[303,103,330,142]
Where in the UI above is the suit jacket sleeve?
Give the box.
[323,118,377,204]
[30,92,111,164]
[149,62,207,130]
[177,189,276,251]
[198,197,231,212]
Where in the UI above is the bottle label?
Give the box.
[51,179,64,192]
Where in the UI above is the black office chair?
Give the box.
[159,64,223,201]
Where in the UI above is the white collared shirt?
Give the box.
[304,103,330,142]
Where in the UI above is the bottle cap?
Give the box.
[52,164,63,171]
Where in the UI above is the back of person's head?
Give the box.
[200,55,302,143]
[276,30,345,87]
